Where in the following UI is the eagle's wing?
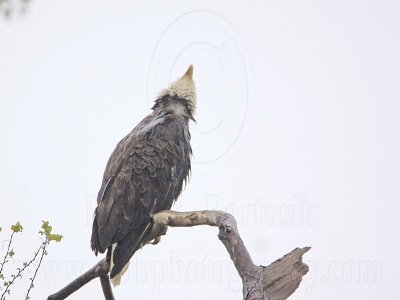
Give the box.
[91,113,191,278]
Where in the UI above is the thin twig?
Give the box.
[0,232,15,276]
[1,240,46,299]
[25,239,48,299]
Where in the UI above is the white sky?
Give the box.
[0,0,399,299]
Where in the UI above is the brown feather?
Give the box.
[90,95,193,278]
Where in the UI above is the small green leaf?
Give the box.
[48,234,63,242]
[11,221,23,233]
[41,221,52,234]
[41,221,62,242]
[8,249,15,257]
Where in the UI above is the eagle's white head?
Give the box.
[157,65,197,116]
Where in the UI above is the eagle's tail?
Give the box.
[109,243,130,287]
[109,221,153,285]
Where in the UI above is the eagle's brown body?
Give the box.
[91,66,196,282]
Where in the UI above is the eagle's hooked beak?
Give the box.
[182,65,193,80]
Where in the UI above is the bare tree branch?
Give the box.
[47,210,309,300]
[47,258,114,300]
[99,271,115,300]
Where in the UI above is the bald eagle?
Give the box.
[91,65,196,286]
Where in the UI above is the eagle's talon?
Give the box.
[151,236,161,245]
